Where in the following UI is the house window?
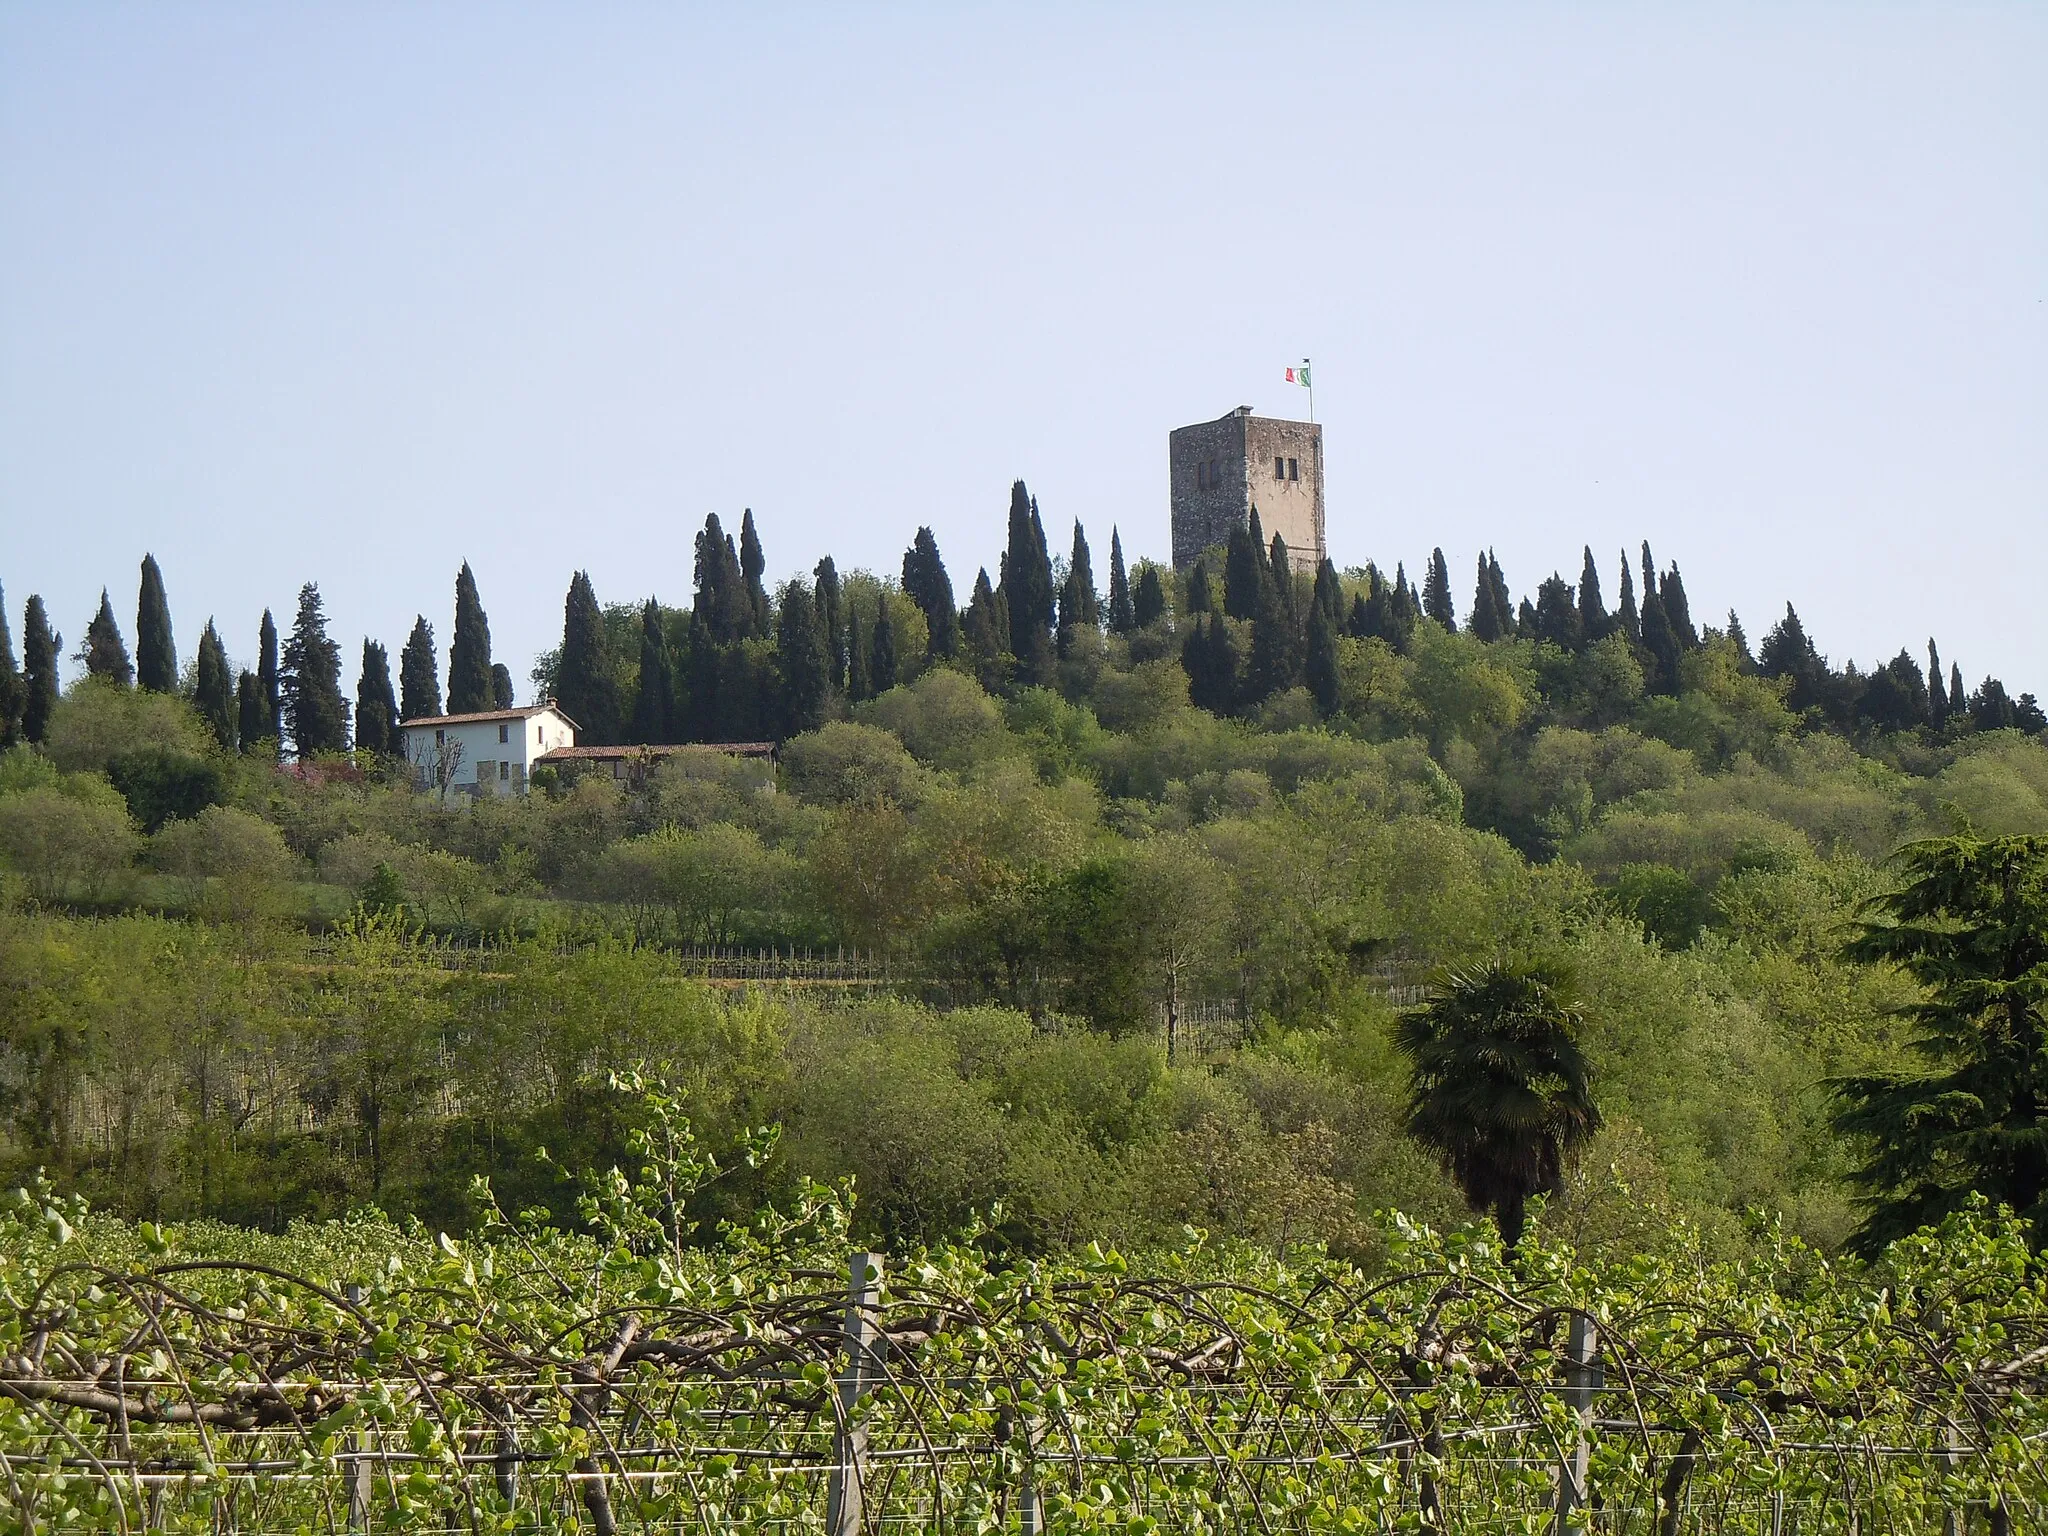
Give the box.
[1275,457,1285,480]
[435,729,445,745]
[499,722,509,743]
[1288,458,1299,481]
[499,761,509,781]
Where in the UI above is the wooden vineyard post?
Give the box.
[826,1252,886,1536]
[344,1284,372,1534]
[1554,1311,1600,1534]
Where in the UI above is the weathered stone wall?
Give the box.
[1169,408,1324,573]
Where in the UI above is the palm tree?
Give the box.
[1397,959,1601,1251]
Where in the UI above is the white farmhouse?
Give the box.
[397,703,578,799]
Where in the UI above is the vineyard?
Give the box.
[3,1083,2044,1535]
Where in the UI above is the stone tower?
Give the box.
[1169,407,1325,574]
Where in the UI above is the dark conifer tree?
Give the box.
[1724,610,1755,669]
[1578,547,1607,642]
[631,599,673,744]
[0,582,21,747]
[1305,602,1341,717]
[1312,558,1344,628]
[1950,663,1967,726]
[1132,563,1167,629]
[1388,564,1420,648]
[195,621,237,751]
[555,572,618,745]
[1534,574,1582,650]
[1516,598,1538,639]
[1970,678,2017,733]
[1661,564,1699,649]
[1422,547,1457,631]
[1616,554,1640,641]
[236,671,263,754]
[739,510,770,636]
[281,583,349,757]
[1349,591,1373,640]
[1638,577,1679,695]
[814,558,846,689]
[83,590,133,686]
[491,663,515,710]
[846,608,870,702]
[901,528,958,657]
[960,569,1008,687]
[1248,534,1304,702]
[1470,554,1502,642]
[1928,641,1949,727]
[399,617,440,722]
[2014,694,2048,735]
[1182,614,1239,715]
[1058,520,1099,646]
[447,561,494,713]
[1487,553,1512,636]
[136,554,177,693]
[1223,511,1268,620]
[1002,482,1056,683]
[354,639,397,755]
[21,595,58,744]
[693,515,735,641]
[1106,529,1135,634]
[870,602,898,694]
[777,578,831,734]
[1185,558,1214,617]
[1269,529,1294,601]
[1856,650,1928,733]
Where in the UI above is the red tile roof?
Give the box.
[399,703,579,730]
[535,742,776,762]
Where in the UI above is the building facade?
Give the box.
[1169,406,1325,574]
[397,704,577,799]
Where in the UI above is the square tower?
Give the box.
[1169,407,1325,574]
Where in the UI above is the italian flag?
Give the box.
[1286,363,1312,387]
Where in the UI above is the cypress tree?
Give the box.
[1223,508,1270,620]
[1182,614,1239,715]
[1616,555,1639,641]
[555,572,618,745]
[1106,528,1135,634]
[1186,558,1214,617]
[0,582,21,746]
[491,663,515,710]
[1516,598,1538,639]
[21,595,58,744]
[1727,610,1755,669]
[1248,533,1304,702]
[1928,641,1949,726]
[281,583,348,757]
[399,617,440,722]
[1349,591,1373,640]
[1578,547,1607,642]
[1638,579,1679,694]
[1470,553,1502,642]
[258,609,281,748]
[447,561,494,713]
[1305,602,1341,717]
[1059,520,1099,646]
[739,510,770,636]
[814,557,846,688]
[1388,564,1420,649]
[1534,574,1582,650]
[960,569,1008,684]
[870,602,898,694]
[236,671,263,754]
[847,609,870,702]
[136,554,177,692]
[1000,484,1056,683]
[1422,547,1456,631]
[1661,564,1699,649]
[1269,530,1294,603]
[83,590,134,685]
[1312,558,1344,628]
[1132,564,1167,629]
[777,578,831,734]
[1951,663,1966,726]
[1487,553,1512,636]
[631,599,673,744]
[1970,678,2016,733]
[196,621,236,750]
[354,638,397,755]
[901,528,958,657]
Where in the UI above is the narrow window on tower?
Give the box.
[1288,458,1299,481]
[1275,456,1285,480]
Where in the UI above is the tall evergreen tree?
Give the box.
[1106,529,1135,634]
[1951,663,1967,727]
[1638,551,1678,694]
[0,581,21,746]
[447,561,494,713]
[1002,484,1056,684]
[901,528,958,657]
[1616,554,1640,642]
[1928,640,1949,727]
[354,638,398,755]
[1059,520,1099,647]
[1387,564,1420,649]
[281,583,348,757]
[1534,574,1582,651]
[82,590,133,685]
[1661,564,1699,650]
[399,617,440,722]
[1305,602,1341,718]
[1971,678,2017,733]
[1577,547,1607,641]
[555,572,618,745]
[960,569,1008,688]
[777,578,832,734]
[491,663,515,710]
[870,602,898,694]
[1726,610,1755,670]
[1182,614,1239,716]
[846,608,870,702]
[1185,558,1214,617]
[693,515,740,643]
[814,558,846,689]
[1470,553,1503,642]
[1133,564,1167,629]
[1859,651,1929,733]
[21,595,58,744]
[195,621,236,751]
[739,510,770,636]
[136,554,177,692]
[1248,534,1304,702]
[236,671,263,754]
[1349,591,1373,641]
[1312,558,1344,628]
[631,599,673,744]
[1223,510,1268,621]
[1516,598,1539,639]
[1421,547,1457,631]
[1487,553,1512,637]
[257,609,281,748]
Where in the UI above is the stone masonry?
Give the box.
[1169,407,1325,574]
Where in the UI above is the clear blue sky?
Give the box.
[3,5,2043,697]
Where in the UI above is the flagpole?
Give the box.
[1305,357,1314,424]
